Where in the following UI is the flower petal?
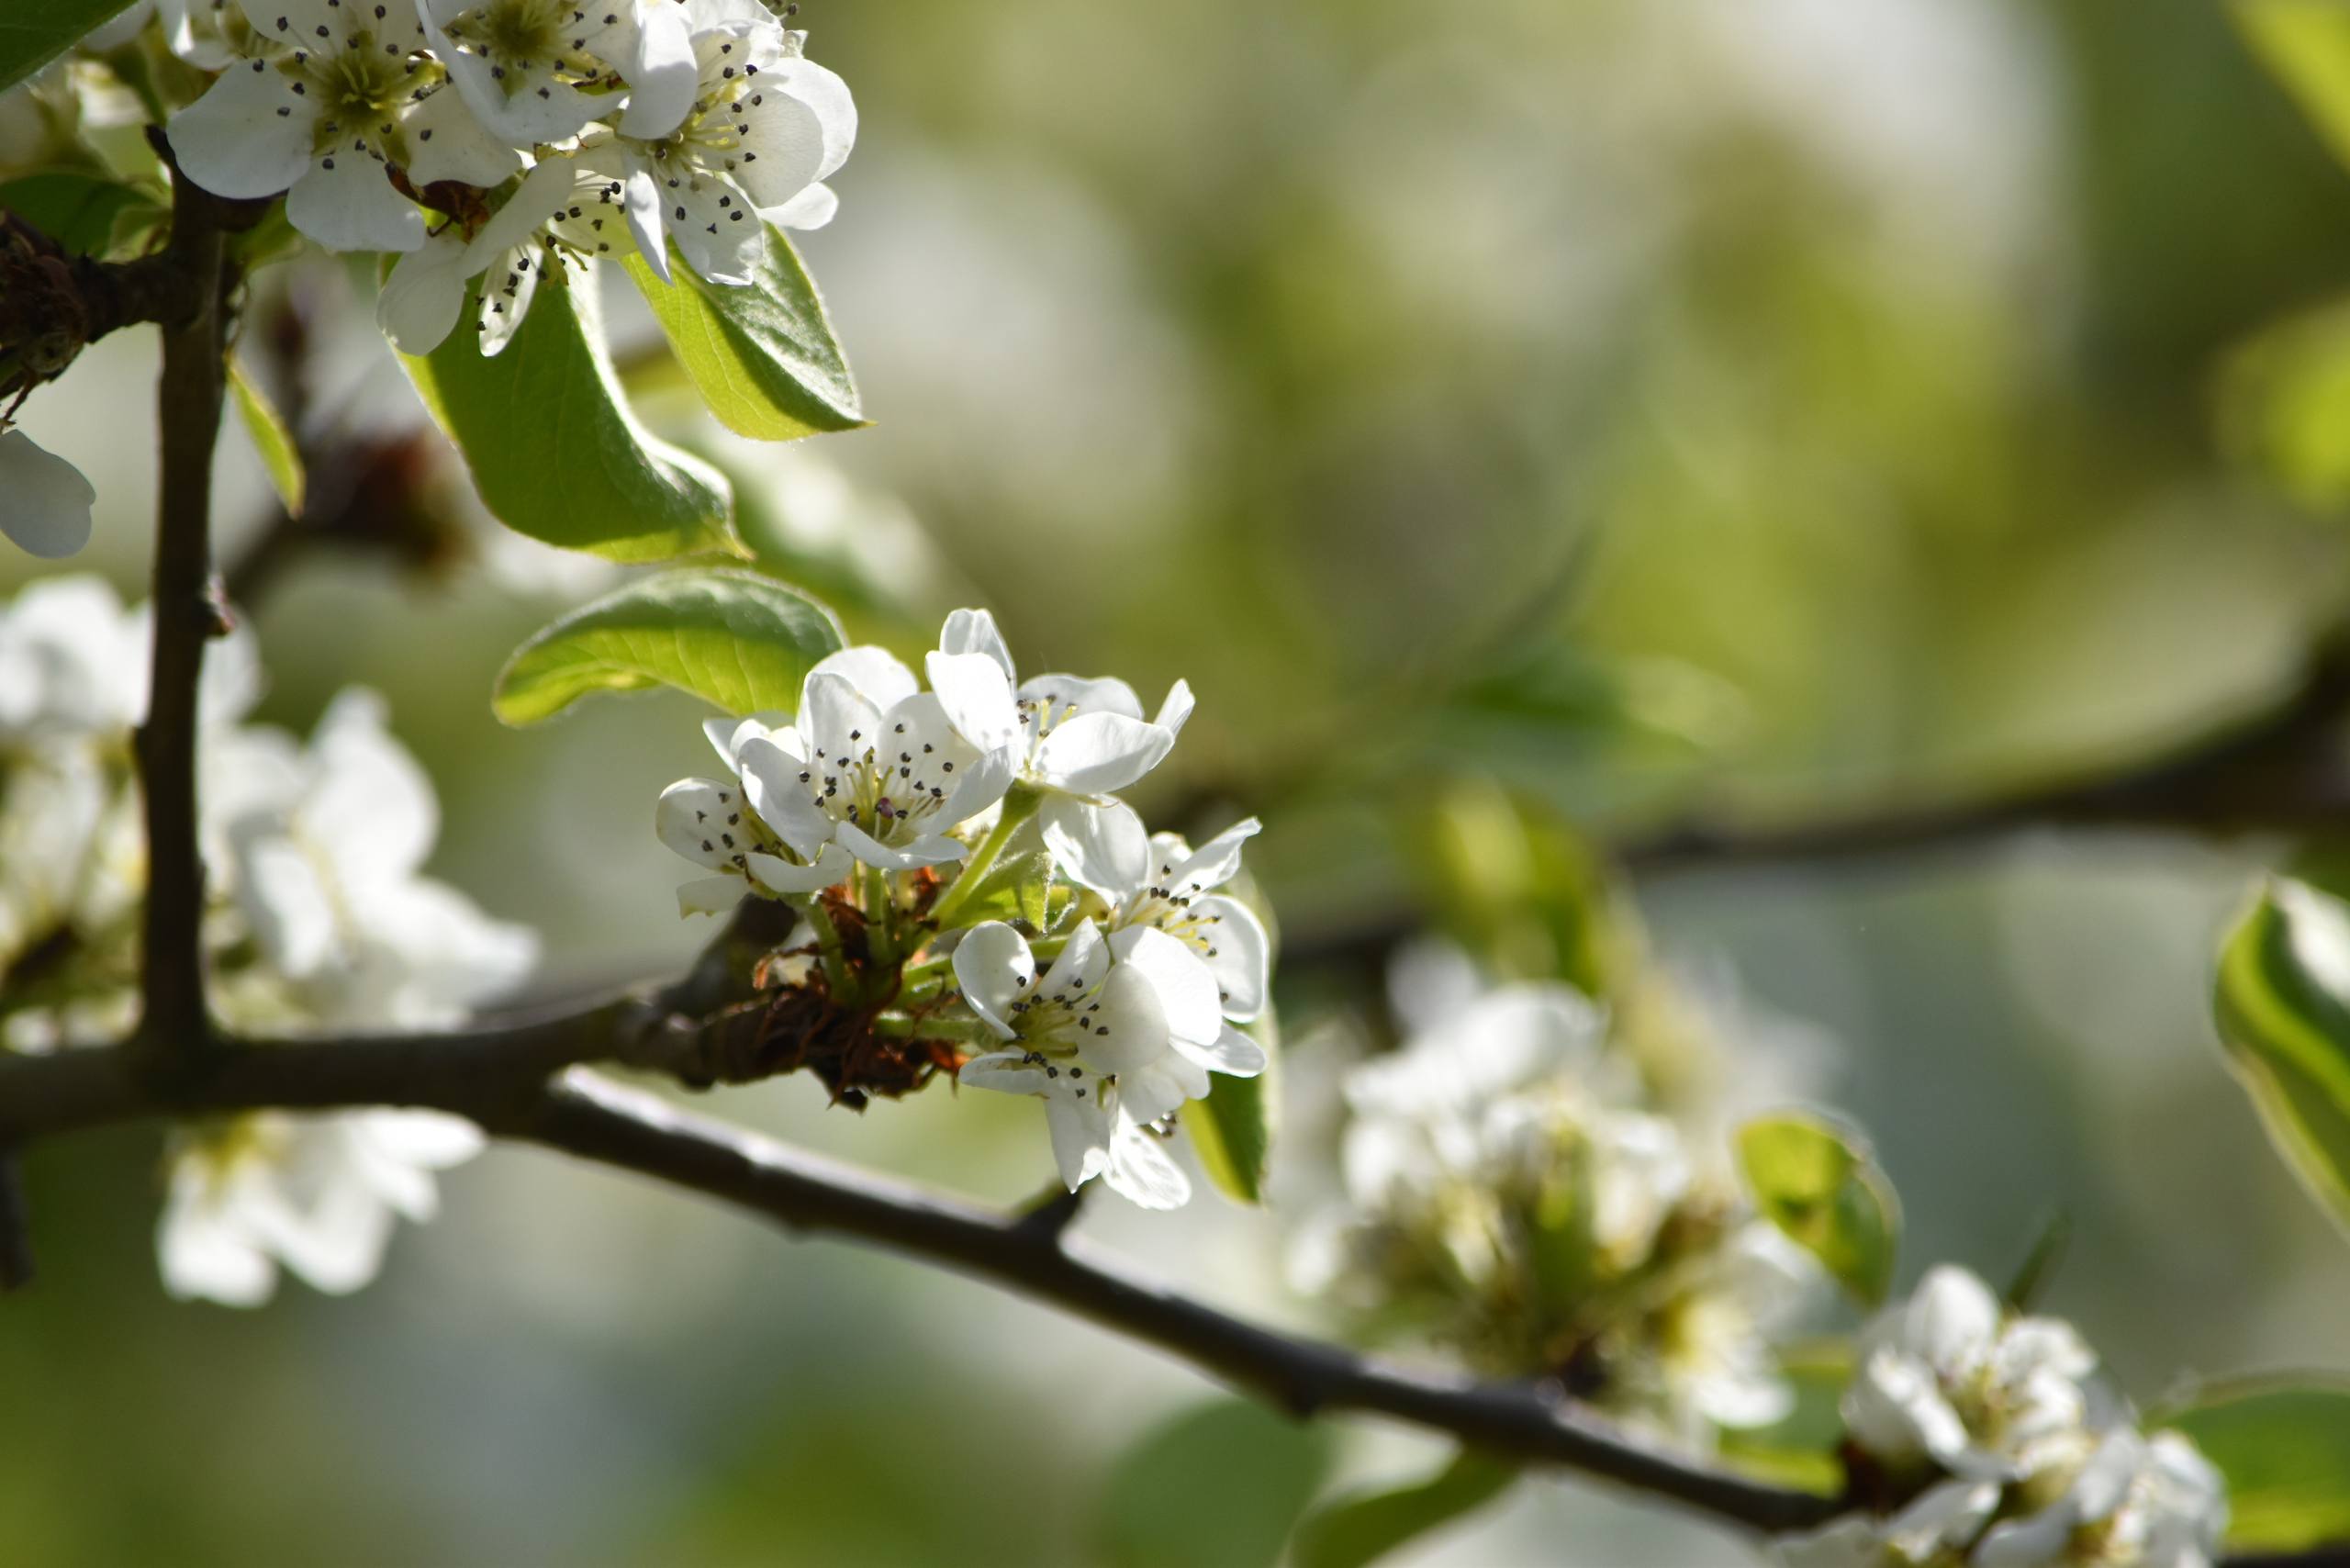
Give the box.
[615,0,698,139]
[1037,918,1108,1000]
[952,921,1035,1038]
[809,645,920,710]
[1191,893,1270,1021]
[1040,795,1148,899]
[286,147,424,254]
[655,777,749,870]
[1042,1092,1113,1191]
[1179,1021,1265,1079]
[1170,816,1259,896]
[733,734,834,859]
[167,62,316,199]
[925,647,1021,756]
[401,83,519,188]
[937,607,1015,680]
[0,430,95,559]
[746,842,849,894]
[960,1048,1048,1095]
[677,873,744,916]
[1033,709,1174,796]
[1102,1116,1189,1210]
[767,180,837,230]
[1112,924,1222,1048]
[375,230,476,354]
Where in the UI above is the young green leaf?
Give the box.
[1182,1011,1277,1205]
[226,353,303,519]
[2213,877,2350,1238]
[494,567,845,725]
[2159,1376,2350,1551]
[399,276,741,562]
[2236,0,2350,174]
[0,0,139,95]
[1736,1111,1900,1306]
[2219,294,2350,510]
[0,173,157,255]
[1289,1450,1517,1568]
[623,230,864,442]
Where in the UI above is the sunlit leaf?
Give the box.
[1183,1010,1277,1205]
[623,231,864,442]
[399,276,740,562]
[1737,1111,1900,1306]
[2158,1376,2350,1551]
[2212,877,2350,1237]
[493,567,845,724]
[226,353,303,519]
[1290,1450,1517,1568]
[0,0,139,95]
[1095,1399,1333,1568]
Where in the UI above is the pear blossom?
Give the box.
[1043,797,1272,1025]
[926,607,1194,812]
[376,151,632,353]
[0,427,97,558]
[1973,1427,2227,1568]
[167,0,516,254]
[1774,1479,2002,1568]
[159,1109,485,1304]
[1845,1265,2098,1482]
[417,0,696,148]
[722,646,1014,874]
[579,4,856,286]
[206,688,537,1030]
[0,574,147,743]
[655,766,851,916]
[954,919,1259,1207]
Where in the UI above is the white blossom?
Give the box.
[954,918,1258,1207]
[1844,1265,2098,1482]
[168,0,514,254]
[926,607,1194,807]
[655,760,851,917]
[0,427,97,559]
[205,688,537,1030]
[417,0,696,148]
[1974,1427,2228,1568]
[1774,1479,2003,1568]
[578,2,855,286]
[722,646,1014,874]
[159,1108,484,1305]
[376,151,632,353]
[1044,797,1271,1025]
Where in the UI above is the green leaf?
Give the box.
[398,275,741,562]
[493,567,845,725]
[2212,877,2350,1238]
[2160,1376,2350,1551]
[943,847,1056,930]
[0,173,154,254]
[1094,1399,1334,1568]
[226,353,303,519]
[1182,1010,1277,1205]
[0,0,138,95]
[2236,0,2350,174]
[1290,1450,1517,1568]
[623,231,863,442]
[1737,1111,1900,1306]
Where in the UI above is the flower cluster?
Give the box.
[654,608,1268,1209]
[1779,1266,2228,1568]
[0,576,537,1305]
[1291,950,1816,1448]
[140,0,856,354]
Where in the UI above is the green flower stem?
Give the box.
[799,896,851,999]
[870,1012,995,1044]
[926,786,1042,931]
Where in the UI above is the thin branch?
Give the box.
[132,138,249,1084]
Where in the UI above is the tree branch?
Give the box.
[1624,637,2350,875]
[132,138,252,1085]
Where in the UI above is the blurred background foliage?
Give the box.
[14,0,2350,1562]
